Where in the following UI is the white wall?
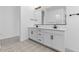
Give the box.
[0,6,20,39]
[65,6,79,51]
[21,6,35,41]
[20,6,42,41]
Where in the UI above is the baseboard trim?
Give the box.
[65,48,75,52]
[29,38,60,52]
[0,36,20,47]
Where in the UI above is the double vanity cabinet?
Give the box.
[28,27,65,52]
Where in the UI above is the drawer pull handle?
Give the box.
[38,34,41,35]
[38,39,41,41]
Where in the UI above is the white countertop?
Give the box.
[29,27,66,31]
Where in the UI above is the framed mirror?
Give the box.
[43,6,66,25]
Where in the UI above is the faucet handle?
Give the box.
[53,25,57,29]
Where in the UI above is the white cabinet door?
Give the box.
[44,30,53,47]
[51,31,65,51]
[44,30,65,51]
[28,28,38,41]
[28,28,44,43]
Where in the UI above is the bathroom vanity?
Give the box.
[28,6,66,52]
[28,27,65,52]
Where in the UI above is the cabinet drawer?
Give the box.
[37,28,44,37]
[37,37,44,43]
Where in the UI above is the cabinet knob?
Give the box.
[50,35,53,40]
[31,31,33,34]
[39,30,41,32]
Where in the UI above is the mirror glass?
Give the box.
[44,6,66,25]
